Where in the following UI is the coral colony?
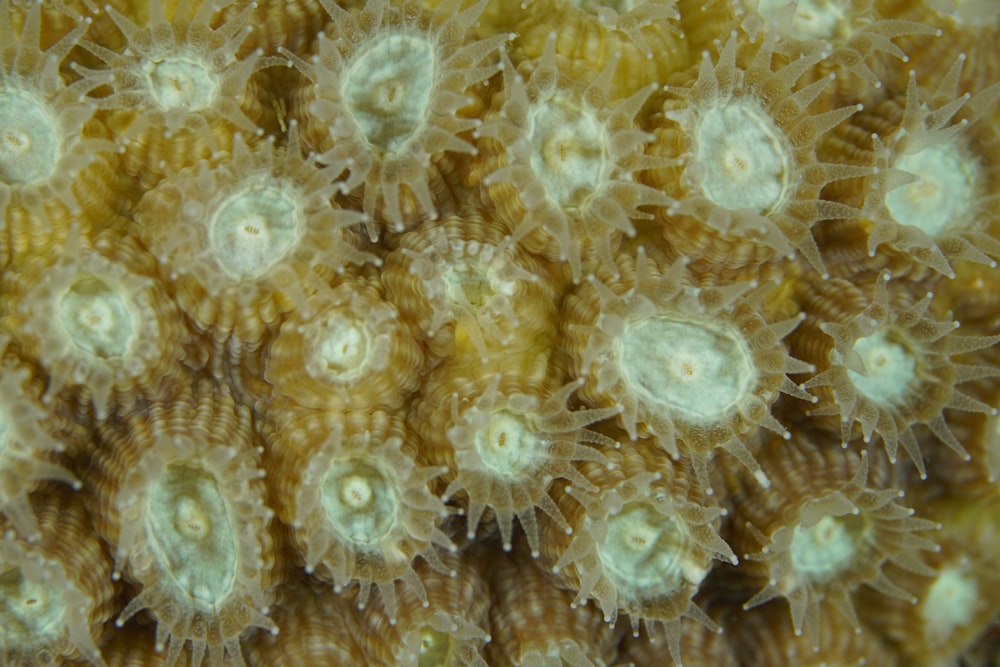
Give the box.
[0,0,999,665]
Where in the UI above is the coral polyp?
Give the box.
[88,382,279,667]
[288,0,507,237]
[137,128,374,352]
[647,31,868,277]
[5,0,1000,664]
[0,487,115,667]
[475,34,672,278]
[0,356,82,542]
[560,249,813,489]
[542,445,736,664]
[1,232,187,419]
[820,56,1000,276]
[728,433,939,642]
[0,0,115,263]
[795,271,999,476]
[260,409,454,622]
[83,0,272,188]
[410,372,617,554]
[263,274,423,412]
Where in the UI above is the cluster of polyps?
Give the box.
[2,0,1000,664]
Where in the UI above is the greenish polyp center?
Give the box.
[886,142,977,238]
[921,566,978,640]
[442,264,494,309]
[344,32,435,153]
[474,410,540,479]
[144,56,217,111]
[0,92,58,185]
[147,464,238,604]
[417,626,452,667]
[848,328,916,406]
[620,316,756,422]
[695,100,791,214]
[59,276,135,359]
[210,186,301,279]
[322,460,399,545]
[599,501,690,596]
[0,566,66,640]
[314,316,368,377]
[789,514,863,582]
[529,94,610,208]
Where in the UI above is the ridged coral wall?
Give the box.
[1,0,1000,665]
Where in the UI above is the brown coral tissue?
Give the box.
[2,0,1000,665]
